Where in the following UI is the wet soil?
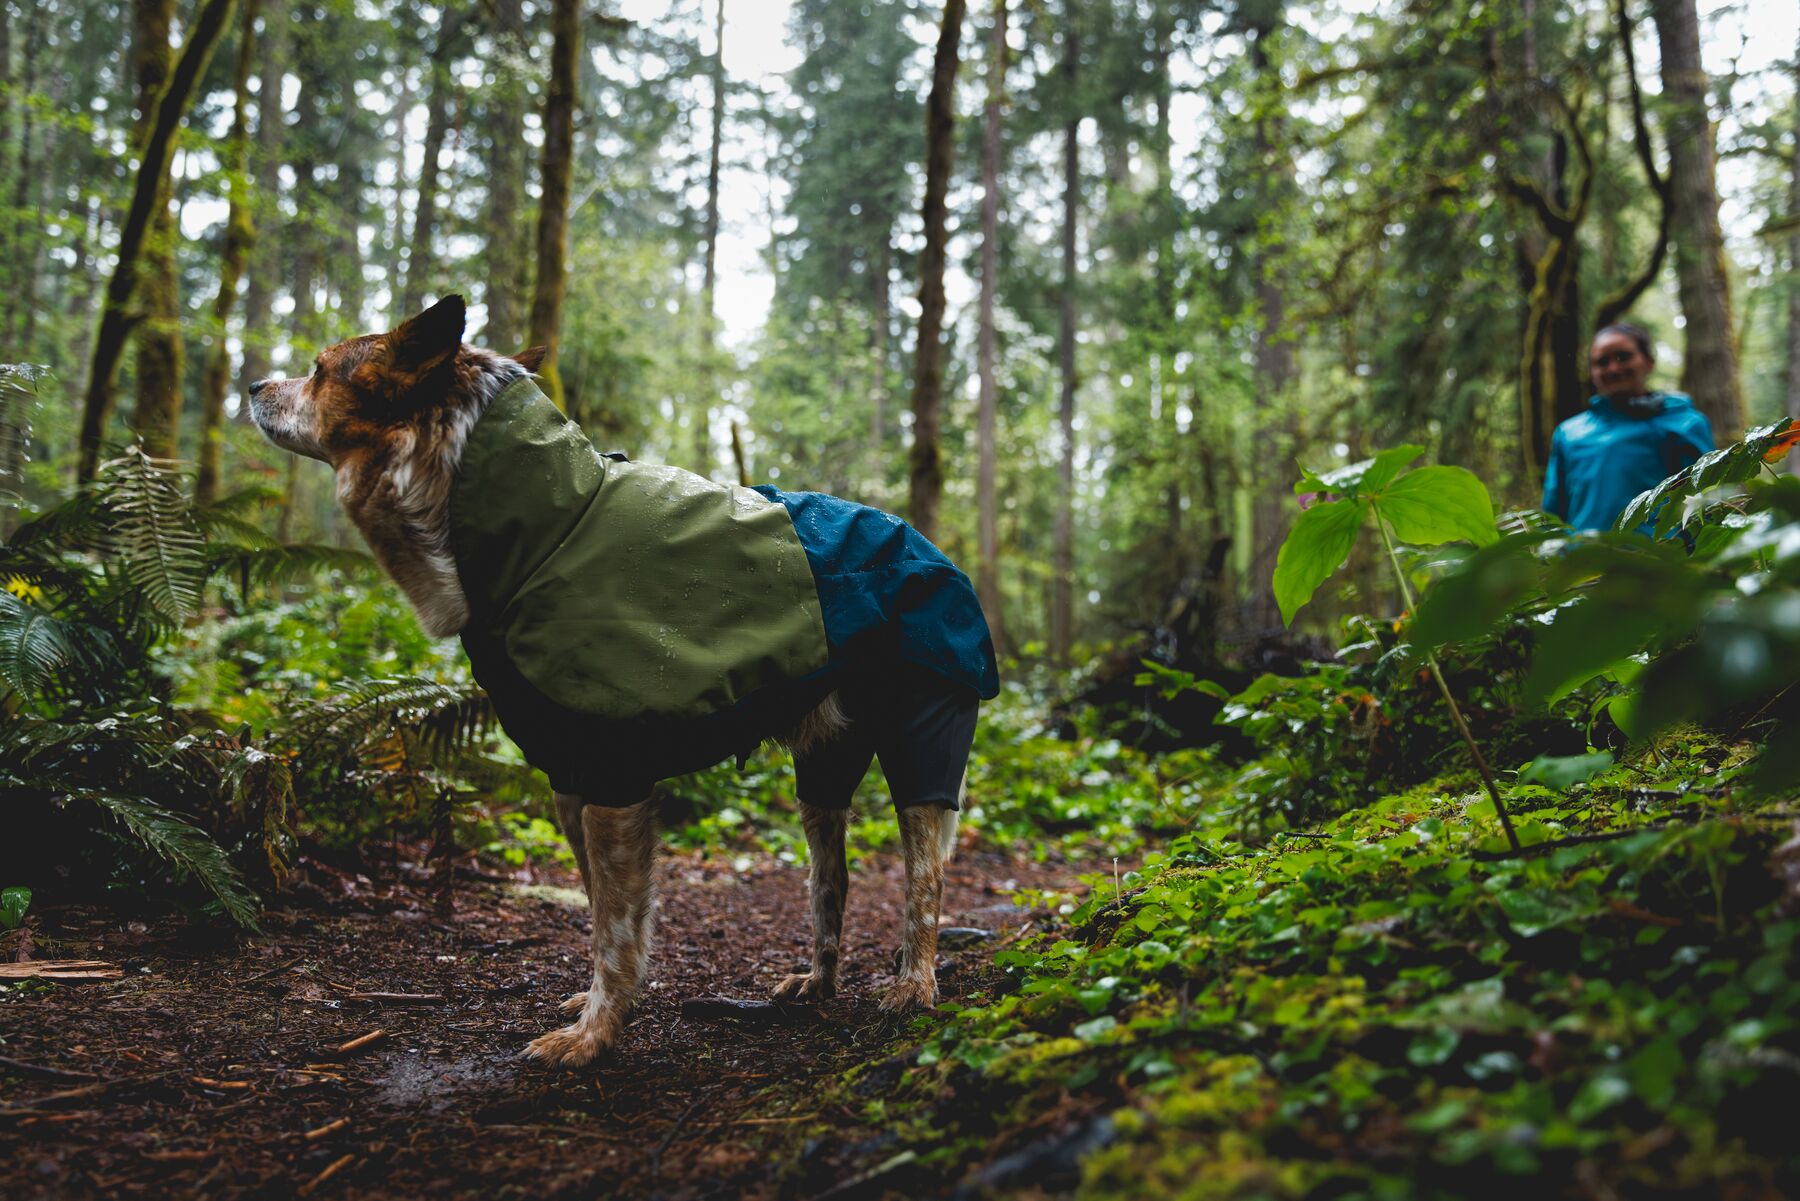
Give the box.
[0,843,1082,1200]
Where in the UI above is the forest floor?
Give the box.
[0,842,1087,1200]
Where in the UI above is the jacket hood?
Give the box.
[1587,390,1695,416]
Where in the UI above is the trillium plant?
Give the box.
[1273,446,1520,851]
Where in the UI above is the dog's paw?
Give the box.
[771,972,835,1004]
[879,974,938,1013]
[558,990,590,1015]
[523,1020,613,1068]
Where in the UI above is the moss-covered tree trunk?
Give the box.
[196,0,260,507]
[399,13,463,321]
[236,0,287,402]
[694,0,726,475]
[1051,16,1078,665]
[905,0,964,542]
[127,0,184,461]
[975,0,1006,657]
[1650,0,1745,442]
[78,0,238,483]
[483,0,530,352]
[528,0,579,415]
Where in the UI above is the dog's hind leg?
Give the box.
[554,791,594,1014]
[882,805,952,1012]
[772,803,849,1003]
[527,794,658,1067]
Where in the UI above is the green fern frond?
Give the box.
[287,677,496,760]
[194,509,280,550]
[200,485,283,518]
[0,589,83,697]
[3,491,108,555]
[208,543,378,591]
[84,791,262,929]
[96,447,206,624]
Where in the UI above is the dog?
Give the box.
[249,295,998,1067]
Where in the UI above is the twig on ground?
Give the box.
[297,1153,356,1197]
[0,1055,99,1082]
[238,955,306,984]
[345,992,445,1004]
[651,1095,708,1181]
[303,1117,350,1141]
[332,1029,389,1056]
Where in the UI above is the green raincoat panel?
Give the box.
[448,378,830,731]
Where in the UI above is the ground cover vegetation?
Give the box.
[3,0,1799,1195]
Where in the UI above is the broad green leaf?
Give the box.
[1374,467,1498,547]
[1524,598,1669,708]
[1273,497,1366,625]
[1294,444,1424,496]
[1519,751,1613,790]
[1407,532,1552,649]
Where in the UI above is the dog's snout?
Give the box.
[248,377,271,399]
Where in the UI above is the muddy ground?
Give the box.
[1,843,1086,1199]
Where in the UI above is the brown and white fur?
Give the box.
[249,294,957,1068]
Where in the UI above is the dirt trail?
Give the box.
[1,844,1081,1199]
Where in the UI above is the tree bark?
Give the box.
[196,0,260,507]
[483,0,530,351]
[1650,0,1744,442]
[1051,17,1078,664]
[237,0,287,403]
[906,0,965,542]
[400,13,463,320]
[1246,19,1297,634]
[79,0,239,483]
[127,0,185,461]
[1787,28,1800,474]
[528,0,580,414]
[696,0,726,474]
[975,0,1006,657]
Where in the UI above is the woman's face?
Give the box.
[1589,331,1654,401]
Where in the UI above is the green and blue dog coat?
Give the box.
[447,376,999,799]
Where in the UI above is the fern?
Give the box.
[0,589,82,696]
[84,791,262,929]
[288,676,497,757]
[97,447,206,624]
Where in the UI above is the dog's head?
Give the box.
[248,295,545,466]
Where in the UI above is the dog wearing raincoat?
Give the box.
[249,295,998,1067]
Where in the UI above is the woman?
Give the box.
[1541,322,1714,532]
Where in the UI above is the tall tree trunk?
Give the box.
[483,0,530,350]
[696,0,726,475]
[974,0,1006,657]
[1051,18,1078,664]
[401,15,461,320]
[1,1,40,349]
[196,0,260,506]
[1787,29,1800,474]
[1650,0,1744,442]
[1245,20,1297,634]
[871,235,892,448]
[78,0,238,482]
[128,0,185,460]
[1151,2,1180,582]
[906,0,965,542]
[528,0,580,414]
[237,0,287,402]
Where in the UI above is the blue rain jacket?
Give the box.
[1542,393,1713,532]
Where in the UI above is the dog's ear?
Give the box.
[513,346,549,373]
[389,294,467,375]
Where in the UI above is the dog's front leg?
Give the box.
[883,805,951,1011]
[773,803,848,1003]
[527,794,657,1067]
[554,791,595,1015]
